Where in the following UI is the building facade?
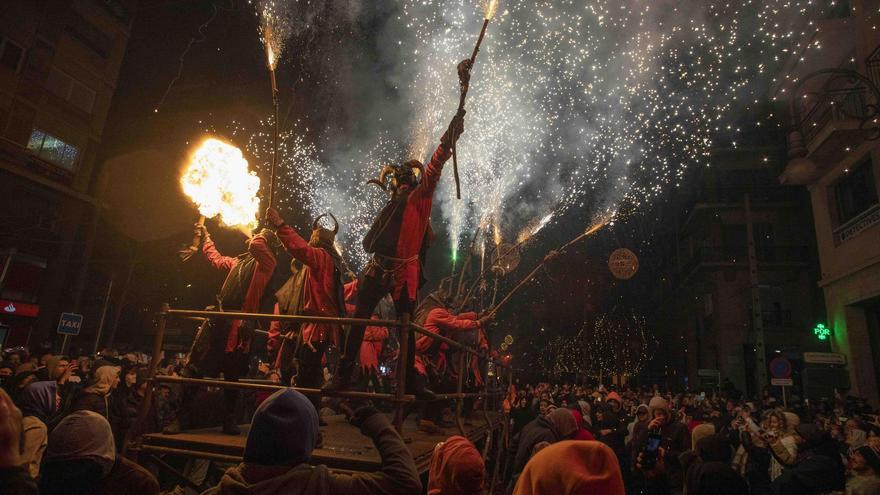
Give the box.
[0,0,135,347]
[656,146,826,397]
[777,0,880,405]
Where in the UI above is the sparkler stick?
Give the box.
[452,0,499,200]
[268,67,279,211]
[489,216,612,316]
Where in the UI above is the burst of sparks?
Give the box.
[516,212,554,244]
[229,0,832,269]
[256,0,292,70]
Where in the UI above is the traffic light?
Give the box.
[812,323,831,341]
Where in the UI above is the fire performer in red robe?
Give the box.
[189,224,279,434]
[324,96,469,398]
[412,290,492,430]
[265,208,345,421]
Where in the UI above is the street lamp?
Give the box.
[782,68,880,184]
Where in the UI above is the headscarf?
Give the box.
[243,388,319,466]
[513,440,625,495]
[547,407,578,439]
[17,380,57,422]
[427,436,485,495]
[44,410,116,476]
[84,365,120,396]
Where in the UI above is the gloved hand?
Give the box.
[194,222,209,240]
[265,207,285,228]
[350,406,382,429]
[441,109,466,149]
[477,313,495,328]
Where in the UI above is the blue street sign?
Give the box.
[57,312,83,336]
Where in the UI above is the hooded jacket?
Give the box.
[513,441,625,495]
[203,389,420,495]
[427,436,485,495]
[511,408,578,476]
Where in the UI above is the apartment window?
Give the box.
[46,68,96,113]
[26,129,80,172]
[65,11,112,58]
[834,157,879,226]
[0,37,24,72]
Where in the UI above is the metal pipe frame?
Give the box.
[166,307,509,364]
[139,303,508,448]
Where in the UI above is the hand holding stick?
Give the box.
[178,215,207,261]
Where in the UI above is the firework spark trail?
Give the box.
[227,0,830,271]
[400,0,829,257]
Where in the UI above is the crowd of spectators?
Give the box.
[3,344,880,495]
[503,381,880,494]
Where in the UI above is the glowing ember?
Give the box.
[180,138,261,232]
[493,223,502,246]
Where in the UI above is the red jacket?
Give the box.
[344,281,389,372]
[268,225,342,345]
[392,144,452,301]
[203,235,276,353]
[414,307,481,375]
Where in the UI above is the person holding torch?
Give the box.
[323,61,472,398]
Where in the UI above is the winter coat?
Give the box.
[201,411,421,495]
[770,443,846,495]
[510,415,566,476]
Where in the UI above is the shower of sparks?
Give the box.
[402,0,831,255]
[180,138,261,234]
[255,0,292,70]
[516,212,554,244]
[482,0,500,20]
[215,0,832,270]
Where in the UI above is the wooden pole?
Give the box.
[393,312,411,432]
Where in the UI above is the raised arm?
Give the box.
[202,238,237,271]
[414,109,465,197]
[330,407,422,495]
[266,208,326,269]
[247,232,277,273]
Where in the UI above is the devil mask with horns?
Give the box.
[309,212,339,251]
[367,160,425,197]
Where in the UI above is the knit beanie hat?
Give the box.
[606,391,622,405]
[691,423,716,451]
[243,388,319,466]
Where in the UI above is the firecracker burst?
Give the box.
[255,0,292,70]
[401,0,832,256]
[180,138,261,233]
[234,0,831,269]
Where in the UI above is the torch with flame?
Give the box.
[257,0,292,211]
[180,137,261,239]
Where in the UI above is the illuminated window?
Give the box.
[26,129,80,172]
